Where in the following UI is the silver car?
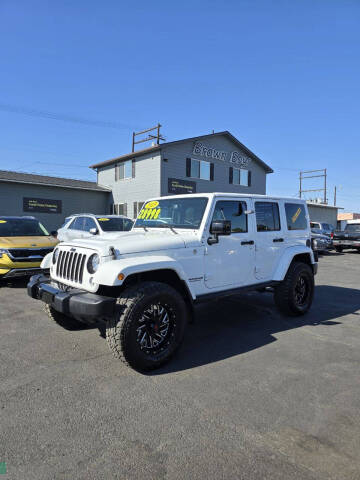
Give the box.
[57,214,133,242]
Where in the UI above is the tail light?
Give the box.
[331,232,334,239]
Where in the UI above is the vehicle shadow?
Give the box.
[149,285,360,375]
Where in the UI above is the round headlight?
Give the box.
[52,248,59,264]
[87,253,100,274]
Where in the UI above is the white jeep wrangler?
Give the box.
[28,193,317,371]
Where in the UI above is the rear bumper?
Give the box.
[333,240,360,248]
[27,274,116,321]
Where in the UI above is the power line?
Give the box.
[0,102,141,131]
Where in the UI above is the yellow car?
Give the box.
[0,216,58,279]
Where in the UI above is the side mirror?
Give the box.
[51,230,58,238]
[208,220,231,245]
[89,228,99,235]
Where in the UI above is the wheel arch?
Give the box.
[273,247,316,281]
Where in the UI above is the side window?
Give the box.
[83,217,97,232]
[69,217,84,230]
[285,203,307,230]
[212,201,248,233]
[123,218,134,231]
[255,202,281,232]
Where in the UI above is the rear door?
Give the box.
[254,200,284,280]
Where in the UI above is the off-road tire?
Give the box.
[44,304,84,329]
[106,281,187,372]
[335,247,343,253]
[274,262,314,316]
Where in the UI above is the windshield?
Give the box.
[97,217,133,232]
[0,218,50,237]
[134,197,208,230]
[345,224,360,233]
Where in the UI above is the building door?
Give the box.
[204,199,256,289]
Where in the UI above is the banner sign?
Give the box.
[23,197,62,214]
[168,178,196,195]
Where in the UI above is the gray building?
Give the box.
[0,170,110,231]
[306,202,341,228]
[91,131,273,218]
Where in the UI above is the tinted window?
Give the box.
[285,203,307,230]
[69,217,84,230]
[97,217,134,232]
[255,202,281,232]
[345,224,360,232]
[83,217,97,231]
[0,218,49,237]
[212,201,247,233]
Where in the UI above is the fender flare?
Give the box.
[272,246,315,281]
[41,252,53,269]
[93,255,196,299]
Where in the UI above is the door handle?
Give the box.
[241,240,254,245]
[273,238,284,242]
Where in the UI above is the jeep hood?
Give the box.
[60,230,200,255]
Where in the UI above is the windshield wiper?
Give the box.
[159,225,178,234]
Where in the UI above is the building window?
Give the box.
[112,203,128,216]
[115,160,134,181]
[186,158,214,181]
[231,167,251,186]
[133,201,144,218]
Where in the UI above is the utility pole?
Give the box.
[132,123,165,152]
[299,169,327,203]
[334,186,337,206]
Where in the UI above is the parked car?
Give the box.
[310,222,335,238]
[57,214,133,242]
[28,193,317,372]
[0,216,58,279]
[333,220,360,252]
[311,228,332,253]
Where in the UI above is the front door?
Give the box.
[204,199,255,289]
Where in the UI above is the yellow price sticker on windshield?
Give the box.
[292,208,301,223]
[0,220,7,223]
[145,200,159,209]
[98,218,109,221]
[138,208,161,220]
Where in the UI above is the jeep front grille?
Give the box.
[56,250,86,283]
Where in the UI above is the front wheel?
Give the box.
[106,282,187,372]
[274,262,314,316]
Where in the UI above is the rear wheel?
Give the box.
[274,262,314,316]
[106,281,187,372]
[335,247,343,253]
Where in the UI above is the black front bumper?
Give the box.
[27,274,116,321]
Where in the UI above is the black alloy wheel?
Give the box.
[136,302,176,355]
[294,274,311,307]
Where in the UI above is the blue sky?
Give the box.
[0,0,359,211]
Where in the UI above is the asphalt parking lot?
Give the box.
[1,252,360,480]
